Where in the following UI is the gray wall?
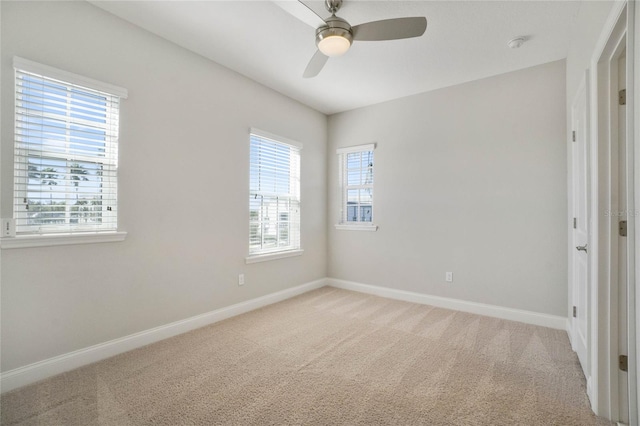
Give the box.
[328,60,568,316]
[0,1,327,372]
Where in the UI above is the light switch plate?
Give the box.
[2,218,16,237]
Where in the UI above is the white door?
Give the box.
[572,79,590,380]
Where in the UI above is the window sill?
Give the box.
[0,231,127,249]
[245,249,304,264]
[334,224,378,231]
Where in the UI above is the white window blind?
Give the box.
[338,144,375,224]
[249,129,301,256]
[13,59,125,235]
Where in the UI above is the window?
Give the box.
[336,144,377,231]
[248,128,302,261]
[12,57,126,237]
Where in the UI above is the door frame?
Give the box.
[634,0,640,421]
[585,0,637,421]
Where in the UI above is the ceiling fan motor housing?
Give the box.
[315,15,353,51]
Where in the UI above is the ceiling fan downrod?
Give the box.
[325,0,342,15]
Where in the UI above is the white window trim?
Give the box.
[0,231,127,249]
[245,249,304,264]
[334,224,378,231]
[336,143,377,231]
[250,127,303,150]
[13,57,128,99]
[336,143,375,155]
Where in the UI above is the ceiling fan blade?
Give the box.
[303,50,329,78]
[352,17,427,41]
[273,0,326,28]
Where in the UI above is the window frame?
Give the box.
[336,143,378,231]
[1,57,127,249]
[246,128,303,263]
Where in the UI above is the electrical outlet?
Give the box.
[238,274,245,286]
[445,272,453,282]
[1,218,15,237]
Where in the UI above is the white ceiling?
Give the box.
[91,1,580,115]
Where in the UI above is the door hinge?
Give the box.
[572,130,576,142]
[619,354,628,372]
[573,217,577,229]
[619,89,626,106]
[619,220,627,237]
[573,306,577,318]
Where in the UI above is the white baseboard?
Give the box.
[1,278,327,394]
[327,278,567,330]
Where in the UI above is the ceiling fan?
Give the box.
[275,0,427,78]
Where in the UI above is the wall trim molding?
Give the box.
[327,278,567,330]
[0,231,127,249]
[0,278,327,394]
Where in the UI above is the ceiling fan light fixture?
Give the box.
[318,34,351,56]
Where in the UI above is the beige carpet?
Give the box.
[1,287,613,425]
